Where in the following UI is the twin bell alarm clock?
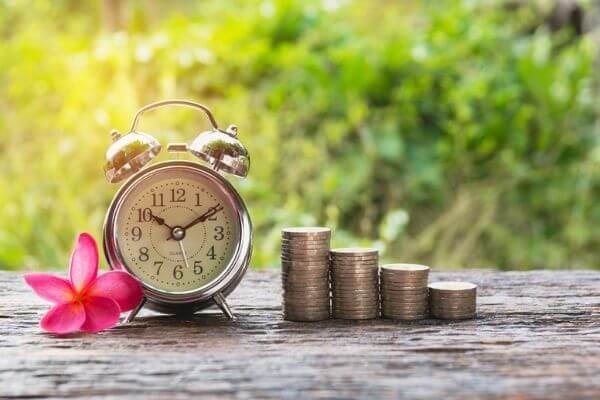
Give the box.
[102,100,252,322]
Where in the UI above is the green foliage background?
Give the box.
[0,0,598,271]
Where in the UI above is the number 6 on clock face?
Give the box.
[104,161,252,312]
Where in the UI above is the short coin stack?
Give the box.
[330,248,379,320]
[428,281,477,320]
[281,227,331,322]
[380,264,430,320]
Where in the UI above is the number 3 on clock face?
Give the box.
[104,162,251,296]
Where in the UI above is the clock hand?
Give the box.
[150,212,174,230]
[177,240,191,269]
[166,204,224,240]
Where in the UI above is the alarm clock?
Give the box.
[102,100,252,322]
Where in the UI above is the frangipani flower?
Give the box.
[24,233,143,335]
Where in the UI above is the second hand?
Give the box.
[177,240,191,269]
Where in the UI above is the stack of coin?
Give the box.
[281,227,331,322]
[380,264,430,320]
[429,281,477,320]
[330,248,379,320]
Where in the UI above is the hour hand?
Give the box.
[151,213,173,230]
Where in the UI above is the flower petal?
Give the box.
[24,273,75,304]
[69,233,99,292]
[80,296,120,333]
[40,301,86,335]
[86,271,143,312]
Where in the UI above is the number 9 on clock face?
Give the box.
[104,162,252,297]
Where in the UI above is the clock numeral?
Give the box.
[214,226,224,241]
[152,193,164,207]
[131,226,142,241]
[207,246,216,260]
[194,261,203,275]
[173,265,183,280]
[138,247,149,262]
[154,261,163,275]
[137,208,152,222]
[170,188,186,203]
[195,193,202,207]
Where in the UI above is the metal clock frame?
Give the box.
[103,160,252,321]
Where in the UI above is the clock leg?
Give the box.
[124,296,147,323]
[213,292,235,320]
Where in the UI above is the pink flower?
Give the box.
[24,233,143,335]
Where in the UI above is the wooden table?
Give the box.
[1,269,599,399]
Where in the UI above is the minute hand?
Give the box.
[183,204,224,231]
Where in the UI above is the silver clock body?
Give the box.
[103,160,252,315]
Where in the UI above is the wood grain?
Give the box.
[1,269,599,399]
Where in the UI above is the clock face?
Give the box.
[111,165,241,293]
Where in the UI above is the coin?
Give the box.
[429,281,477,293]
[430,310,475,320]
[332,311,378,320]
[281,238,330,245]
[283,312,330,322]
[283,302,330,310]
[380,263,429,272]
[383,296,427,303]
[382,312,428,321]
[281,245,329,253]
[330,247,378,255]
[282,227,331,237]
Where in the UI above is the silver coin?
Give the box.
[332,300,379,308]
[282,263,330,270]
[383,306,428,315]
[333,297,379,305]
[332,305,379,311]
[331,269,378,275]
[283,313,330,322]
[283,302,330,311]
[380,272,428,279]
[282,246,331,254]
[430,305,477,313]
[282,227,331,237]
[382,312,427,321]
[330,247,378,255]
[282,245,330,250]
[283,286,330,294]
[382,296,428,304]
[282,270,329,279]
[332,311,378,320]
[281,254,329,262]
[283,293,330,302]
[380,275,428,284]
[281,237,331,244]
[282,266,329,274]
[428,281,477,295]
[430,299,476,308]
[331,263,379,269]
[332,285,379,292]
[381,278,428,286]
[381,283,428,291]
[283,285,330,293]
[380,263,429,272]
[429,294,477,302]
[431,310,476,320]
[331,280,378,287]
[331,275,378,282]
[382,300,428,308]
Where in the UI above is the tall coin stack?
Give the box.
[330,248,379,320]
[428,281,477,320]
[281,227,331,322]
[380,264,430,320]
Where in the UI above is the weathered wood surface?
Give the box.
[1,269,599,400]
